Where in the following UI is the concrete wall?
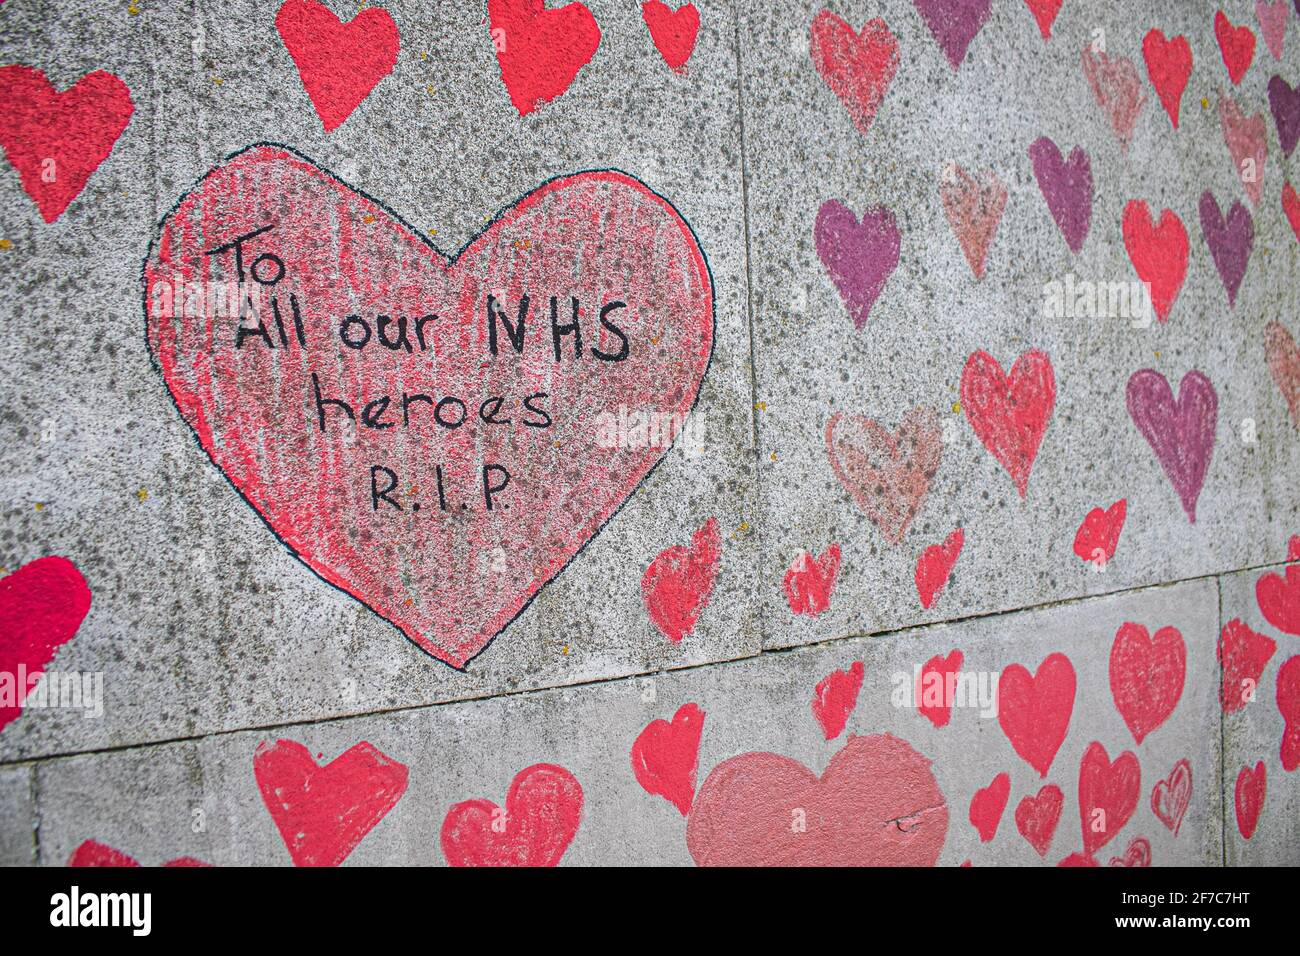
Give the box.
[1,0,1297,865]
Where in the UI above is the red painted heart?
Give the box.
[1122,201,1189,323]
[960,349,1055,497]
[1217,618,1276,713]
[1150,758,1192,837]
[68,840,211,868]
[641,1,699,73]
[1015,783,1063,857]
[1265,320,1300,428]
[1078,741,1141,857]
[441,763,584,866]
[1256,563,1300,635]
[144,144,713,668]
[783,542,841,617]
[1109,622,1186,745]
[253,738,409,867]
[811,660,864,740]
[1278,655,1300,771]
[1023,0,1062,39]
[1214,10,1256,85]
[685,733,948,866]
[489,0,601,116]
[939,163,1007,279]
[1072,499,1126,567]
[915,527,963,609]
[1142,29,1192,128]
[969,771,1010,842]
[0,65,133,223]
[642,517,722,643]
[1234,761,1266,839]
[918,648,964,728]
[276,0,399,132]
[630,702,705,816]
[1108,836,1151,867]
[998,651,1075,777]
[1283,183,1300,242]
[809,11,900,136]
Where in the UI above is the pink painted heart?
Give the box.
[1200,190,1255,305]
[809,11,900,136]
[960,349,1056,497]
[783,543,841,617]
[1078,741,1141,857]
[918,648,963,728]
[686,733,949,866]
[1219,93,1268,207]
[0,557,92,733]
[1015,783,1063,857]
[1142,29,1193,128]
[253,739,409,867]
[998,652,1076,777]
[1268,75,1300,157]
[915,528,963,609]
[143,144,713,669]
[1285,183,1300,242]
[1264,320,1300,427]
[811,660,864,740]
[642,518,722,643]
[1126,369,1218,522]
[969,771,1010,842]
[1218,618,1277,713]
[826,407,943,545]
[1215,10,1257,84]
[939,163,1007,279]
[815,199,900,329]
[1257,0,1289,59]
[1081,46,1146,150]
[912,0,992,69]
[442,763,584,866]
[1235,761,1266,838]
[1029,137,1092,253]
[0,65,133,223]
[641,1,699,73]
[631,702,705,815]
[1109,622,1186,745]
[1073,499,1126,567]
[1150,758,1192,837]
[1023,0,1062,39]
[1108,836,1151,867]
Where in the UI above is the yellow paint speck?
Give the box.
[1201,97,1209,109]
[362,213,375,224]
[0,239,11,250]
[128,2,140,15]
[754,400,767,411]
[136,487,148,501]
[212,76,224,87]
[770,451,778,461]
[420,51,428,61]
[34,503,45,512]
[428,228,438,236]
[561,645,569,655]
[738,521,750,533]
[1154,351,1161,359]
[952,401,962,414]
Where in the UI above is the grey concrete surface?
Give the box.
[0,765,34,865]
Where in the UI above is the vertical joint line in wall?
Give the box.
[29,765,41,866]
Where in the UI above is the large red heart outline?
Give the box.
[143,144,714,668]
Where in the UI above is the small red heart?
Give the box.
[642,518,722,643]
[1057,850,1099,866]
[1108,836,1152,867]
[939,163,1008,279]
[1015,783,1063,857]
[0,557,92,733]
[811,660,864,740]
[915,528,964,609]
[783,543,842,617]
[1122,200,1189,322]
[809,11,900,136]
[998,652,1076,777]
[1289,534,1300,561]
[254,739,408,867]
[68,840,210,867]
[641,1,699,73]
[1283,183,1300,242]
[1023,0,1063,39]
[1234,761,1266,839]
[441,763,584,867]
[1256,563,1300,635]
[1217,618,1277,713]
[960,349,1055,497]
[918,648,964,728]
[276,0,399,132]
[1142,29,1193,128]
[1265,321,1300,429]
[1072,499,1126,567]
[489,0,602,116]
[1214,10,1256,85]
[1109,622,1186,745]
[1278,656,1300,771]
[969,771,1010,842]
[630,702,705,815]
[1150,758,1192,837]
[0,66,133,223]
[1078,741,1141,857]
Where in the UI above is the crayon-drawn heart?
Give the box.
[1218,618,1277,713]
[1266,321,1300,427]
[1219,94,1267,207]
[642,518,722,644]
[939,163,1007,279]
[1142,29,1193,128]
[783,542,841,617]
[144,144,713,669]
[1284,182,1300,243]
[1023,0,1062,39]
[0,557,92,733]
[1078,741,1140,857]
[641,1,699,73]
[1235,761,1266,838]
[1257,563,1300,635]
[809,11,899,136]
[1280,656,1300,771]
[1108,836,1151,867]
[275,0,398,132]
[1268,75,1300,157]
[815,200,900,329]
[912,0,992,69]
[960,349,1056,497]
[1215,10,1256,85]
[1200,190,1255,305]
[915,528,963,609]
[1126,369,1218,522]
[442,763,584,866]
[1028,137,1092,253]
[1081,46,1146,150]
[1122,201,1188,322]
[1073,499,1126,567]
[1257,0,1289,59]
[969,771,1010,842]
[67,840,210,868]
[1015,783,1063,857]
[918,648,963,728]
[811,660,864,740]
[253,739,409,867]
[826,407,943,545]
[489,0,602,116]
[631,702,705,815]
[998,652,1076,777]
[1109,622,1186,745]
[0,65,133,223]
[685,733,949,866]
[1150,758,1191,837]
[1290,534,1300,561]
